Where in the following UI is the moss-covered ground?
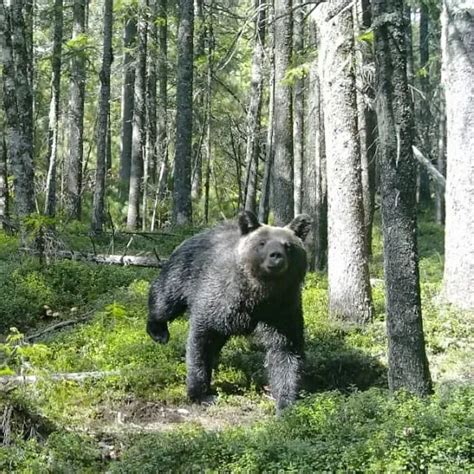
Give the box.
[0,217,472,472]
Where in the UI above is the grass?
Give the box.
[0,215,472,472]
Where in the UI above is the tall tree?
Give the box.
[172,0,194,226]
[441,0,474,310]
[243,0,265,214]
[65,0,87,221]
[317,0,373,323]
[0,134,8,227]
[156,0,169,201]
[304,19,327,271]
[435,88,446,225]
[0,0,36,220]
[372,0,432,395]
[354,0,377,256]
[258,0,275,224]
[127,0,147,230]
[119,15,137,198]
[91,0,113,233]
[191,0,205,201]
[44,0,64,217]
[417,2,432,205]
[272,0,294,226]
[293,0,304,216]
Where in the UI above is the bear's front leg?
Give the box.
[186,325,227,403]
[257,322,304,414]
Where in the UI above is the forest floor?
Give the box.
[0,216,473,472]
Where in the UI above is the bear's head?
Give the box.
[237,211,311,281]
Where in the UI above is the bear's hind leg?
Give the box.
[147,280,186,344]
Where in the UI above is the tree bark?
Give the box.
[258,0,275,225]
[156,0,169,202]
[304,19,327,271]
[191,0,205,201]
[435,89,446,225]
[0,0,36,219]
[317,1,373,323]
[417,3,432,205]
[44,0,64,217]
[0,134,8,227]
[372,0,432,396]
[65,0,87,221]
[272,0,294,226]
[203,6,213,224]
[354,0,377,256]
[91,0,113,233]
[127,1,148,230]
[442,0,474,310]
[243,0,265,214]
[119,15,136,197]
[293,0,304,216]
[172,0,194,226]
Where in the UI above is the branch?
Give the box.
[0,371,119,390]
[412,145,446,190]
[21,249,166,268]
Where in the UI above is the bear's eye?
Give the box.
[284,242,292,250]
[258,240,266,248]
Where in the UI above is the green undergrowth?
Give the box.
[0,217,473,472]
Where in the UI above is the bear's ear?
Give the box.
[287,214,312,241]
[238,211,261,235]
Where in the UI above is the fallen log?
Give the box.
[412,145,446,190]
[0,371,120,390]
[21,249,166,268]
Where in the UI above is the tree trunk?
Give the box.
[442,0,474,310]
[317,1,373,324]
[119,16,136,197]
[372,0,432,396]
[436,89,446,225]
[0,134,8,227]
[65,0,87,221]
[292,0,304,216]
[272,0,293,226]
[44,0,63,217]
[304,19,327,272]
[258,0,274,225]
[191,0,205,201]
[127,1,147,230]
[91,0,113,233]
[243,0,265,214]
[156,0,169,202]
[147,1,158,186]
[203,6,213,224]
[172,0,194,226]
[354,0,377,256]
[417,3,432,206]
[0,1,36,219]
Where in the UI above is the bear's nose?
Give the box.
[269,251,284,266]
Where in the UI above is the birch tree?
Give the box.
[442,0,474,310]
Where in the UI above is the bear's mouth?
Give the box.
[263,261,288,276]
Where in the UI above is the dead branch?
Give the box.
[0,371,120,390]
[412,145,446,190]
[26,312,94,342]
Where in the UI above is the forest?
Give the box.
[0,0,473,471]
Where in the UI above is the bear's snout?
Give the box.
[264,243,288,274]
